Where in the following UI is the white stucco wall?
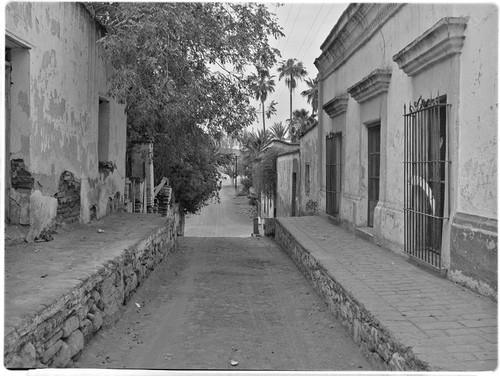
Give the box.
[317,3,497,257]
[276,152,300,217]
[6,2,127,237]
[298,126,319,215]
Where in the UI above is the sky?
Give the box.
[248,2,349,133]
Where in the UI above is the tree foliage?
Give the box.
[153,123,230,214]
[84,2,284,213]
[289,109,317,142]
[86,2,283,136]
[270,121,289,141]
[301,77,318,116]
[277,58,308,121]
[252,147,280,198]
[248,67,275,133]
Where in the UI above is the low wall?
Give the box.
[4,210,182,369]
[272,219,429,371]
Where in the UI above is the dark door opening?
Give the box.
[367,124,381,227]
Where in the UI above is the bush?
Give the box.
[252,147,280,198]
[240,176,252,193]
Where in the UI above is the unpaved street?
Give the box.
[75,182,372,370]
[183,177,255,237]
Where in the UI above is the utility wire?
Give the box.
[280,3,303,54]
[276,4,294,51]
[299,3,337,62]
[294,4,324,61]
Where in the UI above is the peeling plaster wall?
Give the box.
[457,7,498,219]
[6,2,127,238]
[316,4,497,294]
[298,126,319,215]
[276,152,300,217]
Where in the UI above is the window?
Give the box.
[367,123,381,227]
[404,95,449,268]
[305,164,310,195]
[326,132,342,216]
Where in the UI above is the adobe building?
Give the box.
[5,2,127,240]
[313,4,497,298]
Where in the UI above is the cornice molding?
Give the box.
[315,3,404,78]
[347,69,392,104]
[393,17,468,77]
[322,94,349,118]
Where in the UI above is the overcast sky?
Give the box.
[249,2,349,133]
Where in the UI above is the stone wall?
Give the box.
[272,219,429,371]
[4,211,181,369]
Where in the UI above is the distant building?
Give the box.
[258,140,299,223]
[5,3,127,240]
[301,3,497,298]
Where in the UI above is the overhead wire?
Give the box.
[294,3,324,61]
[275,4,294,51]
[299,3,338,62]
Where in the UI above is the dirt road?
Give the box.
[183,177,255,237]
[74,181,372,371]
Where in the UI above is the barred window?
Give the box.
[404,95,449,268]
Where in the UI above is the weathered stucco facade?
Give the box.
[5,2,127,240]
[258,140,299,221]
[276,150,300,218]
[313,4,497,298]
[298,124,319,216]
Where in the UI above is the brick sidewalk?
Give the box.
[273,216,497,371]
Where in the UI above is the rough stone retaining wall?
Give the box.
[271,218,430,371]
[4,213,181,369]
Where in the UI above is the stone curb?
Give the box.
[272,218,430,371]
[4,217,180,369]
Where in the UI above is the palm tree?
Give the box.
[265,100,278,120]
[249,67,275,133]
[301,77,318,116]
[289,109,316,142]
[270,121,289,141]
[277,58,308,122]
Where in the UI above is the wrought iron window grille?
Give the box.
[403,93,450,268]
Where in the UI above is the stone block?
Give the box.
[353,318,361,344]
[35,360,48,368]
[389,352,407,371]
[91,290,101,303]
[40,310,67,339]
[42,339,63,364]
[62,315,80,338]
[6,342,37,369]
[96,298,105,311]
[124,271,138,297]
[5,354,24,369]
[88,310,103,331]
[50,341,71,368]
[86,297,95,309]
[65,329,84,358]
[80,319,93,339]
[75,305,88,322]
[45,329,63,350]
